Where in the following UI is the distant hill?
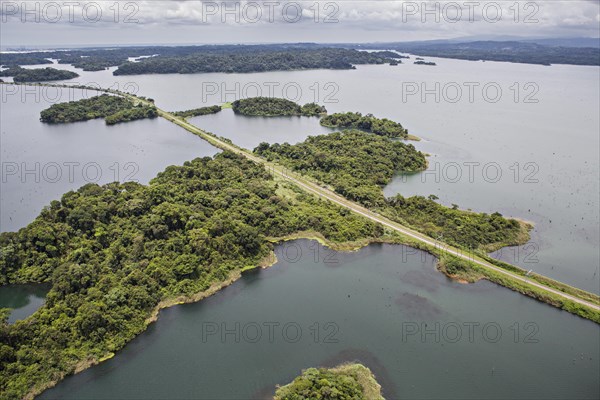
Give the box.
[336,40,600,66]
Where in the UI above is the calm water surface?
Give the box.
[0,284,49,323]
[40,241,600,400]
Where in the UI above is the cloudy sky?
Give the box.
[1,0,599,48]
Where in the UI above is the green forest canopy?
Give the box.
[254,130,529,250]
[320,112,408,138]
[0,67,79,83]
[255,130,426,207]
[172,105,222,118]
[0,152,384,399]
[113,47,392,75]
[232,97,327,117]
[40,94,158,125]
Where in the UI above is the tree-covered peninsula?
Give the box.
[320,112,409,138]
[0,152,386,399]
[274,363,384,400]
[254,131,529,251]
[232,97,327,117]
[40,94,158,125]
[255,130,426,207]
[0,67,79,83]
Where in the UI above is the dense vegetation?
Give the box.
[371,50,408,59]
[0,53,53,67]
[387,195,526,251]
[105,106,158,125]
[172,105,222,118]
[40,95,158,125]
[113,48,391,75]
[414,61,437,66]
[255,130,426,207]
[232,97,326,117]
[320,112,408,138]
[340,41,600,66]
[2,44,389,74]
[1,41,597,71]
[0,152,384,399]
[254,131,528,250]
[300,102,328,116]
[274,364,383,400]
[0,66,78,83]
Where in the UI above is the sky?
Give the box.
[1,0,599,49]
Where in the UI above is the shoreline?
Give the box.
[3,81,598,399]
[21,228,600,399]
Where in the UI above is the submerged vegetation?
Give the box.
[232,97,327,117]
[0,67,79,83]
[0,152,385,399]
[320,112,409,138]
[40,94,158,125]
[274,363,384,400]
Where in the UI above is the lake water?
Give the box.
[40,240,599,400]
[108,57,596,294]
[0,86,218,233]
[188,110,335,151]
[1,57,598,399]
[0,283,49,323]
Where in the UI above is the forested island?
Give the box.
[320,112,409,138]
[274,363,384,400]
[232,97,327,117]
[414,61,437,66]
[0,152,389,399]
[2,41,598,73]
[340,41,600,66]
[172,105,222,118]
[254,130,529,251]
[40,95,158,125]
[0,67,78,83]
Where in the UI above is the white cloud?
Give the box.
[0,1,598,47]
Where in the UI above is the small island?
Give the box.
[255,129,427,207]
[414,61,437,66]
[232,97,327,117]
[172,105,223,118]
[274,363,384,400]
[320,112,409,139]
[40,94,158,125]
[0,66,79,82]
